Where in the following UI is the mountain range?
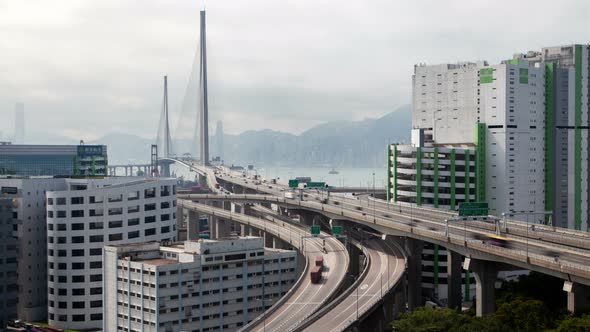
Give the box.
[88,105,411,167]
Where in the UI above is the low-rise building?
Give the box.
[0,143,108,177]
[103,237,298,332]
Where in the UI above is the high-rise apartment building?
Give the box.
[0,144,108,177]
[46,177,177,330]
[103,237,298,332]
[0,198,18,325]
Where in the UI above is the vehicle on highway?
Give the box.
[284,192,295,199]
[486,234,512,248]
[214,183,220,189]
[315,255,324,267]
[310,265,322,284]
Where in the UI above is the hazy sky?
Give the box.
[0,0,588,142]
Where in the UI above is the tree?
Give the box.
[391,307,469,332]
[553,314,590,332]
[494,298,551,332]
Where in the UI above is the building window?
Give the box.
[145,216,156,224]
[72,276,85,283]
[90,248,102,256]
[71,197,84,205]
[71,236,84,243]
[72,288,85,295]
[109,233,123,241]
[72,262,85,270]
[72,301,85,309]
[71,223,84,230]
[90,235,104,242]
[145,228,156,236]
[109,220,123,228]
[72,249,84,257]
[90,261,102,269]
[71,210,84,218]
[128,231,140,239]
[90,274,102,282]
[128,218,140,226]
[72,314,85,321]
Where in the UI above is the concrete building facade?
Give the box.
[46,177,177,330]
[0,178,69,321]
[0,198,18,325]
[103,237,298,332]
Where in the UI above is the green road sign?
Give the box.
[288,179,299,188]
[458,202,489,216]
[332,226,342,235]
[307,182,326,188]
[311,225,320,235]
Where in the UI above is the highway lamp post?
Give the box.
[254,297,269,332]
[372,172,376,222]
[526,214,529,259]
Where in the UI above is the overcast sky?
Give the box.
[0,0,588,142]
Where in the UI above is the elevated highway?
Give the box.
[174,161,590,316]
[179,192,590,316]
[177,200,349,331]
[300,237,406,332]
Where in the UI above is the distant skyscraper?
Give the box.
[14,103,24,144]
[216,120,224,160]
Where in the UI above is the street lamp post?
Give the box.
[372,172,376,222]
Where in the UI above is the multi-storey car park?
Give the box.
[103,237,297,332]
[46,177,177,330]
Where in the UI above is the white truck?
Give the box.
[284,192,296,199]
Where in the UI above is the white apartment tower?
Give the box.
[46,177,177,330]
[103,237,298,332]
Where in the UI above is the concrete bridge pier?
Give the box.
[187,210,200,240]
[264,232,274,248]
[219,219,233,238]
[392,276,408,319]
[273,237,287,249]
[447,250,463,310]
[564,281,590,314]
[209,217,219,239]
[463,258,499,316]
[405,238,423,310]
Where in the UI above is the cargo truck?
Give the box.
[315,255,324,268]
[284,191,295,199]
[310,265,322,284]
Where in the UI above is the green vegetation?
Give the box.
[391,272,590,332]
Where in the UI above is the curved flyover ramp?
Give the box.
[301,238,405,331]
[178,200,349,332]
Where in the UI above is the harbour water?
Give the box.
[172,165,388,189]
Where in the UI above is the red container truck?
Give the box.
[315,255,324,268]
[310,265,322,284]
